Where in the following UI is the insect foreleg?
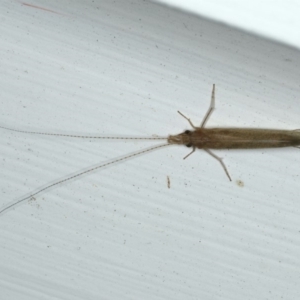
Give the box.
[177,111,197,129]
[183,146,196,160]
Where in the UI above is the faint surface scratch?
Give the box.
[21,2,61,15]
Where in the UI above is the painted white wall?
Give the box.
[1,1,299,299]
[154,0,300,48]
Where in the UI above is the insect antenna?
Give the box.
[0,143,171,215]
[0,125,167,141]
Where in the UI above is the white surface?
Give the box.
[154,0,300,49]
[1,0,300,299]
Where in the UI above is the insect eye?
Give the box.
[184,130,191,134]
[186,143,192,148]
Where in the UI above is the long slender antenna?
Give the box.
[0,125,166,140]
[0,143,171,215]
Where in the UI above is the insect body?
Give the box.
[1,84,299,214]
[168,84,300,181]
[170,128,300,150]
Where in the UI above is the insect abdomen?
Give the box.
[192,128,300,149]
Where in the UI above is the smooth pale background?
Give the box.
[1,1,300,299]
[155,0,300,49]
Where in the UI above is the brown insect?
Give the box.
[1,84,300,214]
[168,84,300,181]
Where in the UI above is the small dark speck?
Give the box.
[236,180,244,187]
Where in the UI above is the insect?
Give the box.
[1,84,300,215]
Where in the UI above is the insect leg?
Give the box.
[183,146,196,159]
[204,148,232,181]
[200,84,216,128]
[177,111,197,129]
